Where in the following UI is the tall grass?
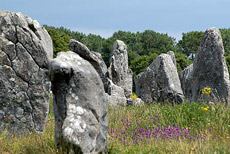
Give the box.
[0,96,56,154]
[108,101,230,153]
[0,114,55,153]
[0,101,229,153]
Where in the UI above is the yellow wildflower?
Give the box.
[202,107,208,111]
[202,87,211,95]
[130,94,138,99]
[179,108,182,111]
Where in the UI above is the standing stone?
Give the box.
[126,69,133,97]
[69,39,109,92]
[135,54,184,104]
[180,27,230,103]
[0,11,53,134]
[179,64,193,101]
[49,51,108,153]
[69,39,128,106]
[108,40,133,97]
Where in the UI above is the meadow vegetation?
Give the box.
[108,101,230,153]
[0,100,229,153]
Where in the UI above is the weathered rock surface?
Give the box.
[106,79,127,106]
[167,51,176,66]
[180,27,230,103]
[108,40,133,97]
[179,64,193,101]
[69,39,129,106]
[0,11,53,134]
[69,39,109,92]
[127,98,144,106]
[135,54,184,104]
[49,51,108,153]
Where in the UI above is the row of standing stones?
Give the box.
[135,27,230,104]
[0,11,230,153]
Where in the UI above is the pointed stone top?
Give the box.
[115,40,126,45]
[206,27,219,31]
[201,27,223,49]
[0,10,12,16]
[112,40,127,52]
[194,27,225,76]
[204,27,221,36]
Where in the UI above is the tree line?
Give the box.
[44,25,230,77]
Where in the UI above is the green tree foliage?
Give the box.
[54,26,87,43]
[104,30,176,70]
[83,34,105,53]
[130,53,158,78]
[219,28,230,56]
[175,52,192,73]
[44,26,71,57]
[225,55,230,73]
[176,31,204,55]
[44,25,191,77]
[139,30,176,55]
[101,37,116,66]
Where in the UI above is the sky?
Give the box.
[1,0,230,41]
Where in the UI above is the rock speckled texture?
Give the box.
[69,39,109,92]
[69,39,132,106]
[49,51,108,153]
[108,40,133,97]
[179,64,193,101]
[180,27,230,103]
[106,79,127,106]
[0,11,53,134]
[167,51,176,66]
[135,53,184,104]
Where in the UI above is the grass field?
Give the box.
[0,101,229,153]
[108,102,230,153]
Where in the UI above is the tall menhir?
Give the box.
[0,11,53,135]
